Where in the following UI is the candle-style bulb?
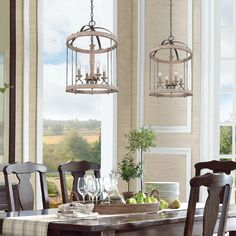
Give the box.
[165,76,169,85]
[102,65,106,77]
[77,63,81,75]
[96,61,100,74]
[174,72,178,81]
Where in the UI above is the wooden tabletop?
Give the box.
[0,205,236,236]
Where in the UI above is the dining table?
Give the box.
[0,204,236,236]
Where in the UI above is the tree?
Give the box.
[60,131,93,161]
[220,126,232,155]
[125,128,155,192]
[91,137,101,164]
[51,124,63,135]
[118,153,142,192]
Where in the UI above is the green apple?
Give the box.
[159,199,169,209]
[127,198,137,204]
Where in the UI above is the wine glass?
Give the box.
[102,176,115,204]
[95,178,102,204]
[85,175,100,203]
[78,177,88,203]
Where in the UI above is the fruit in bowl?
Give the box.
[170,199,181,209]
[126,192,159,204]
[126,197,137,204]
[159,199,169,209]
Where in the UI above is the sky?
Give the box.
[42,0,113,121]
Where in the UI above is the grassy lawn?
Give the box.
[46,174,74,208]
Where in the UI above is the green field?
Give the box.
[43,131,100,145]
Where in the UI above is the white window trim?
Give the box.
[101,0,117,177]
[200,0,220,162]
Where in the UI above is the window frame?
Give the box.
[201,0,236,202]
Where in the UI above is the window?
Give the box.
[42,0,116,205]
[201,0,236,202]
[219,0,235,160]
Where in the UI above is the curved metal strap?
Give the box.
[161,39,179,60]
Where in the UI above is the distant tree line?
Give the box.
[43,119,101,135]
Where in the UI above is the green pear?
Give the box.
[136,198,144,204]
[159,199,169,209]
[127,198,137,204]
[170,199,181,209]
[135,192,146,200]
[144,197,152,204]
[150,196,158,203]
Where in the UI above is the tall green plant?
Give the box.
[125,128,155,191]
[118,153,143,192]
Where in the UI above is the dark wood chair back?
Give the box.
[184,172,233,236]
[3,162,50,211]
[58,160,100,203]
[195,160,236,202]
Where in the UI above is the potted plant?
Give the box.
[125,127,155,192]
[118,153,143,198]
[0,83,9,94]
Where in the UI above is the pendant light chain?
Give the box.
[89,0,95,27]
[169,0,174,41]
[89,0,95,44]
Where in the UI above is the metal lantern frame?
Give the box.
[149,0,193,98]
[66,0,118,94]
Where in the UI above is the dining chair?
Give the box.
[184,172,233,236]
[58,160,101,203]
[3,162,50,211]
[195,160,236,202]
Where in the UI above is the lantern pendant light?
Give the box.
[149,0,193,97]
[66,0,118,94]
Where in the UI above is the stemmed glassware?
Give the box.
[95,178,102,204]
[85,175,100,203]
[102,176,115,204]
[77,177,88,203]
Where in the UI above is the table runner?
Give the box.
[1,211,99,236]
[1,214,59,236]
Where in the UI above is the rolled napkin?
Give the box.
[57,202,98,219]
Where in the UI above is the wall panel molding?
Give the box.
[147,147,192,199]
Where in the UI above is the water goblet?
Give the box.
[78,177,88,203]
[85,176,100,204]
[102,176,115,204]
[95,178,102,204]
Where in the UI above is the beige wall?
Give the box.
[15,0,38,163]
[117,0,201,201]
